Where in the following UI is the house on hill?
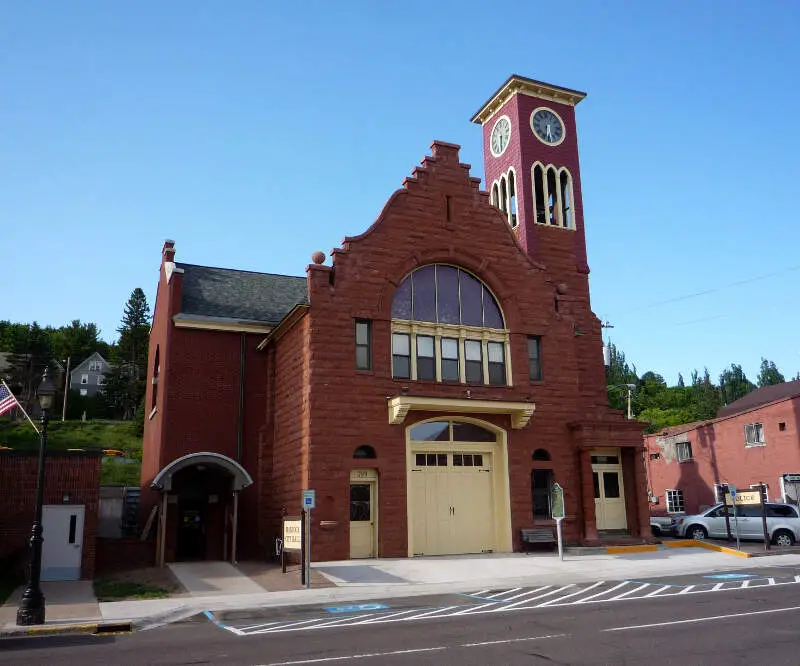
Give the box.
[69,352,111,397]
[645,380,800,517]
[140,75,649,566]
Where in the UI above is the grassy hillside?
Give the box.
[0,419,142,454]
[0,419,143,486]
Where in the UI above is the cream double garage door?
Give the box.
[409,451,495,556]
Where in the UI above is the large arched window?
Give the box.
[391,265,509,386]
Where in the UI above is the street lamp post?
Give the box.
[16,368,56,626]
[607,383,636,420]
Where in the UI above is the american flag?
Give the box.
[0,381,20,416]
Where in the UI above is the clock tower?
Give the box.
[471,75,589,280]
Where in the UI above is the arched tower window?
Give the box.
[491,182,499,208]
[508,169,517,228]
[559,168,573,229]
[499,176,508,216]
[390,265,509,386]
[546,167,559,225]
[532,164,546,224]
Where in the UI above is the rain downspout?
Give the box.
[237,333,245,462]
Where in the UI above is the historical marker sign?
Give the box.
[551,483,565,519]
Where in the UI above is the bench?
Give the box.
[521,528,556,551]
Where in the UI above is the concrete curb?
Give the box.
[0,620,133,639]
[604,544,659,554]
[663,539,752,558]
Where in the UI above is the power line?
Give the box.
[628,264,800,312]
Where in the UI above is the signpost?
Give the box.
[302,490,316,589]
[551,483,565,561]
[281,516,302,574]
[728,486,740,551]
[724,484,770,551]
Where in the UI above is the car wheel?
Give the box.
[651,525,661,537]
[687,525,708,540]
[773,530,795,547]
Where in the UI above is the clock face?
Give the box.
[531,108,565,145]
[490,116,511,157]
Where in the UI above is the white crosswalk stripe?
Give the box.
[219,573,800,636]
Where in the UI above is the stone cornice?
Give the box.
[387,396,535,429]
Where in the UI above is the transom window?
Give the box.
[391,264,509,385]
[409,420,497,442]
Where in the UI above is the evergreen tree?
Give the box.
[718,364,756,405]
[677,373,685,387]
[6,322,52,411]
[691,368,722,420]
[604,342,639,412]
[757,358,785,387]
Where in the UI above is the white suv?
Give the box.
[673,503,800,547]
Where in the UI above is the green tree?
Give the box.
[6,323,52,411]
[48,320,106,365]
[690,368,722,420]
[757,358,785,387]
[677,373,685,387]
[604,342,638,412]
[718,363,756,406]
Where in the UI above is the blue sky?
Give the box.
[2,1,799,385]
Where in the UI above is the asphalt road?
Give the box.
[3,571,800,665]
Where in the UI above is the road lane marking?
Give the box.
[400,605,461,620]
[461,633,568,647]
[352,609,422,624]
[451,602,501,615]
[500,585,550,602]
[711,583,724,591]
[608,583,650,600]
[258,646,448,665]
[490,585,575,611]
[484,587,523,599]
[644,585,672,597]
[575,582,628,603]
[537,581,605,607]
[604,605,800,632]
[677,585,695,594]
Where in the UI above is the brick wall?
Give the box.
[95,538,154,574]
[0,452,101,579]
[646,396,800,516]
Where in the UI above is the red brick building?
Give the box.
[646,381,800,518]
[0,451,100,580]
[141,75,649,564]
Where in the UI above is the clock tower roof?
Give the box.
[470,74,586,125]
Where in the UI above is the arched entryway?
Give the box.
[151,452,253,566]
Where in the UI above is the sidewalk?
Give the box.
[5,546,800,637]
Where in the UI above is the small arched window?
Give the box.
[546,167,559,225]
[508,169,517,227]
[532,164,546,224]
[353,445,376,459]
[532,449,551,462]
[559,169,573,229]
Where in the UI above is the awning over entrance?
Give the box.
[387,396,535,429]
[151,452,254,492]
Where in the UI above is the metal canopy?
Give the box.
[150,451,254,492]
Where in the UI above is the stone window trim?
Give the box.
[744,422,765,448]
[391,321,511,386]
[531,162,574,230]
[665,488,685,514]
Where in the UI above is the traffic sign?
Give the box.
[729,485,737,496]
[784,474,800,483]
[302,489,316,510]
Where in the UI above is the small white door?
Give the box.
[350,483,376,558]
[592,450,628,531]
[42,505,84,581]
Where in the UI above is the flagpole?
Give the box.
[1,380,40,435]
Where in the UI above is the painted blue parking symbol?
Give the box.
[324,603,389,613]
[703,573,755,579]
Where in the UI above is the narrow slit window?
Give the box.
[547,167,559,225]
[355,320,372,370]
[499,177,508,214]
[508,170,517,227]
[68,514,77,544]
[491,183,499,208]
[528,336,542,381]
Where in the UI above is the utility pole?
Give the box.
[627,385,633,420]
[61,357,70,421]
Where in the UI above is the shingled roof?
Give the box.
[717,379,800,419]
[176,263,308,325]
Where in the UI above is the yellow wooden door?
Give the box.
[349,483,375,558]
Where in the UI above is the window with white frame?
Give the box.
[666,489,685,514]
[391,264,509,386]
[713,483,727,503]
[676,441,693,462]
[79,389,88,396]
[80,373,89,385]
[744,422,765,447]
[96,374,105,386]
[88,360,102,372]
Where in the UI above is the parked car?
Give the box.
[650,515,676,537]
[673,503,800,546]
